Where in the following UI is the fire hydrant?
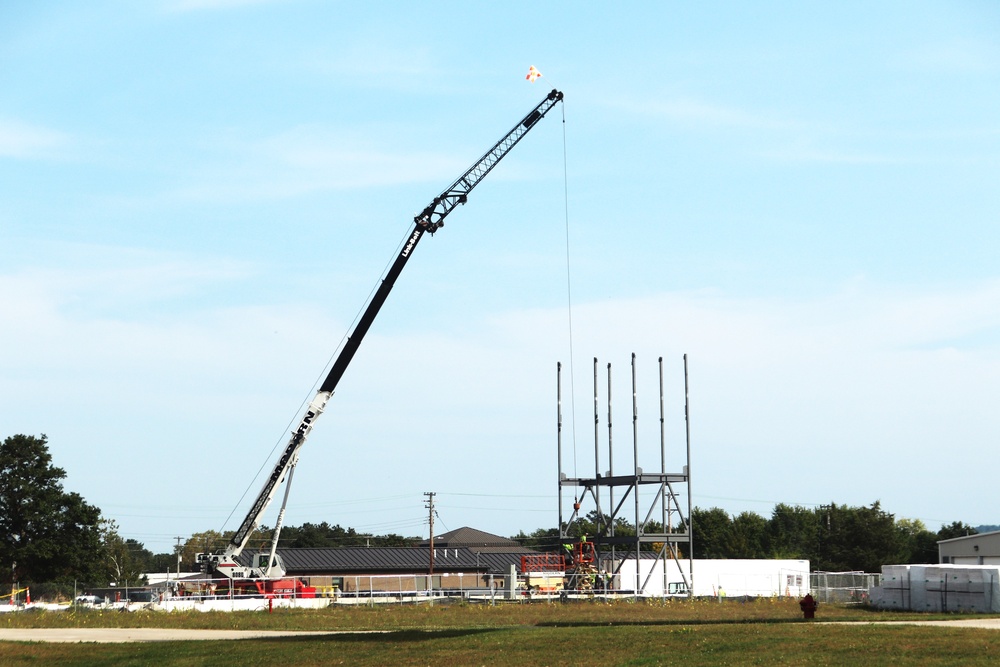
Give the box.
[799,594,818,619]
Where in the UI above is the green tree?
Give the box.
[767,503,819,560]
[815,502,903,572]
[277,522,361,548]
[180,530,232,569]
[368,533,419,547]
[895,518,938,564]
[513,527,561,551]
[148,552,179,573]
[937,521,978,541]
[99,520,150,585]
[563,510,602,539]
[610,517,639,542]
[261,523,418,549]
[691,507,733,558]
[0,434,103,584]
[728,511,769,558]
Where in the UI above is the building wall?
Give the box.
[939,532,1000,564]
[302,573,486,593]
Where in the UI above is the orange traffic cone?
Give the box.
[25,588,30,604]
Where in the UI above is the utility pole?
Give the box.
[174,536,184,580]
[424,492,436,589]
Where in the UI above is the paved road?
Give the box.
[834,618,1000,630]
[4,619,1000,643]
[0,628,379,643]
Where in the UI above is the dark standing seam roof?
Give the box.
[242,547,541,575]
[419,526,522,549]
[266,547,482,574]
[476,551,541,575]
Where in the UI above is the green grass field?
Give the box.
[2,599,998,665]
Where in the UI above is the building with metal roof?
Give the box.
[240,529,541,595]
[938,530,1000,565]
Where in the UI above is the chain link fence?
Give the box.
[810,571,880,604]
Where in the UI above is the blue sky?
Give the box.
[3,1,999,554]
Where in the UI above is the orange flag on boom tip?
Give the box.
[526,66,542,82]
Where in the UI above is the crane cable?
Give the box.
[219,226,413,537]
[560,102,578,481]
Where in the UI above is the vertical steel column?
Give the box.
[684,353,693,598]
[659,356,667,592]
[659,356,667,541]
[593,357,601,535]
[607,362,615,564]
[632,353,640,594]
[557,362,564,539]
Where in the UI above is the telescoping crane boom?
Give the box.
[198,89,564,584]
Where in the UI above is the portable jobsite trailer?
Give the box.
[611,557,810,598]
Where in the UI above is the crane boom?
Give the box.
[199,89,563,580]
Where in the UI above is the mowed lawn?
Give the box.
[2,599,999,665]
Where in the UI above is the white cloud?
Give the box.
[301,277,1000,529]
[0,248,263,383]
[1,247,250,310]
[603,94,896,164]
[761,144,899,165]
[530,284,999,521]
[305,44,437,81]
[899,40,1000,75]
[338,277,1000,449]
[0,119,69,160]
[169,126,467,203]
[606,94,801,132]
[163,0,281,12]
[5,254,1000,543]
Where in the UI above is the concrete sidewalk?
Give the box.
[0,628,383,643]
[5,619,1000,643]
[831,618,1000,630]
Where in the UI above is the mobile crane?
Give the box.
[196,89,564,596]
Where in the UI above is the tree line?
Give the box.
[0,434,179,590]
[689,504,975,572]
[513,505,978,573]
[0,434,426,589]
[0,433,984,591]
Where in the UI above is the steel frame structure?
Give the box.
[557,354,693,596]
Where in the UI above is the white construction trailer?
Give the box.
[870,564,1000,612]
[609,557,810,598]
